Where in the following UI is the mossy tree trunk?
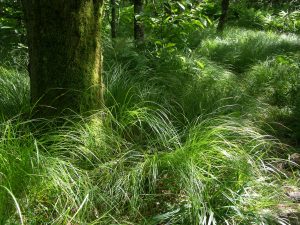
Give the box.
[133,0,144,42]
[21,0,104,116]
[217,0,230,33]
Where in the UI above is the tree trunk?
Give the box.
[111,0,117,38]
[217,0,230,33]
[21,0,104,116]
[133,0,144,42]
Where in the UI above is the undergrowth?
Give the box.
[0,27,299,224]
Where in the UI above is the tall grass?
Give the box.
[200,28,300,73]
[0,27,299,224]
[0,113,291,224]
[0,66,29,118]
[0,119,36,224]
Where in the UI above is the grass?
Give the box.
[0,66,29,118]
[0,26,299,224]
[242,53,300,145]
[0,114,291,224]
[199,28,300,73]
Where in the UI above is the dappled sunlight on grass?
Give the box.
[0,26,299,224]
[200,28,300,73]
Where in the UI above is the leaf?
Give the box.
[196,60,205,69]
[203,15,213,25]
[155,40,163,46]
[134,14,141,20]
[192,19,205,29]
[176,2,185,11]
[0,26,12,29]
[151,208,181,223]
[165,42,176,48]
[276,55,289,65]
[163,16,171,23]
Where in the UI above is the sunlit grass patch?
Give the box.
[0,119,37,224]
[242,53,300,143]
[0,112,291,224]
[200,28,300,73]
[0,66,29,119]
[0,26,299,224]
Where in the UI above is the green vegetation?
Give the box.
[0,0,299,224]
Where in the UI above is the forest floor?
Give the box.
[0,27,300,224]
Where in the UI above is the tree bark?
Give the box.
[217,0,230,33]
[111,0,117,38]
[133,0,144,42]
[21,0,104,116]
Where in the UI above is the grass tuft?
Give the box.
[0,26,299,224]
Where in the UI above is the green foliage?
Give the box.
[245,54,300,107]
[0,109,290,224]
[243,53,300,142]
[143,1,213,48]
[1,0,300,223]
[103,0,215,48]
[0,0,25,49]
[200,28,300,73]
[0,66,29,118]
[0,119,37,224]
[229,1,300,33]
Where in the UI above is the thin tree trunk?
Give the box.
[111,0,117,38]
[217,0,230,33]
[134,0,144,42]
[21,0,104,116]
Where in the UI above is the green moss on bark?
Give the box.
[22,0,104,116]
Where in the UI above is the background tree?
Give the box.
[133,0,144,42]
[217,0,230,33]
[111,0,117,38]
[21,0,104,116]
